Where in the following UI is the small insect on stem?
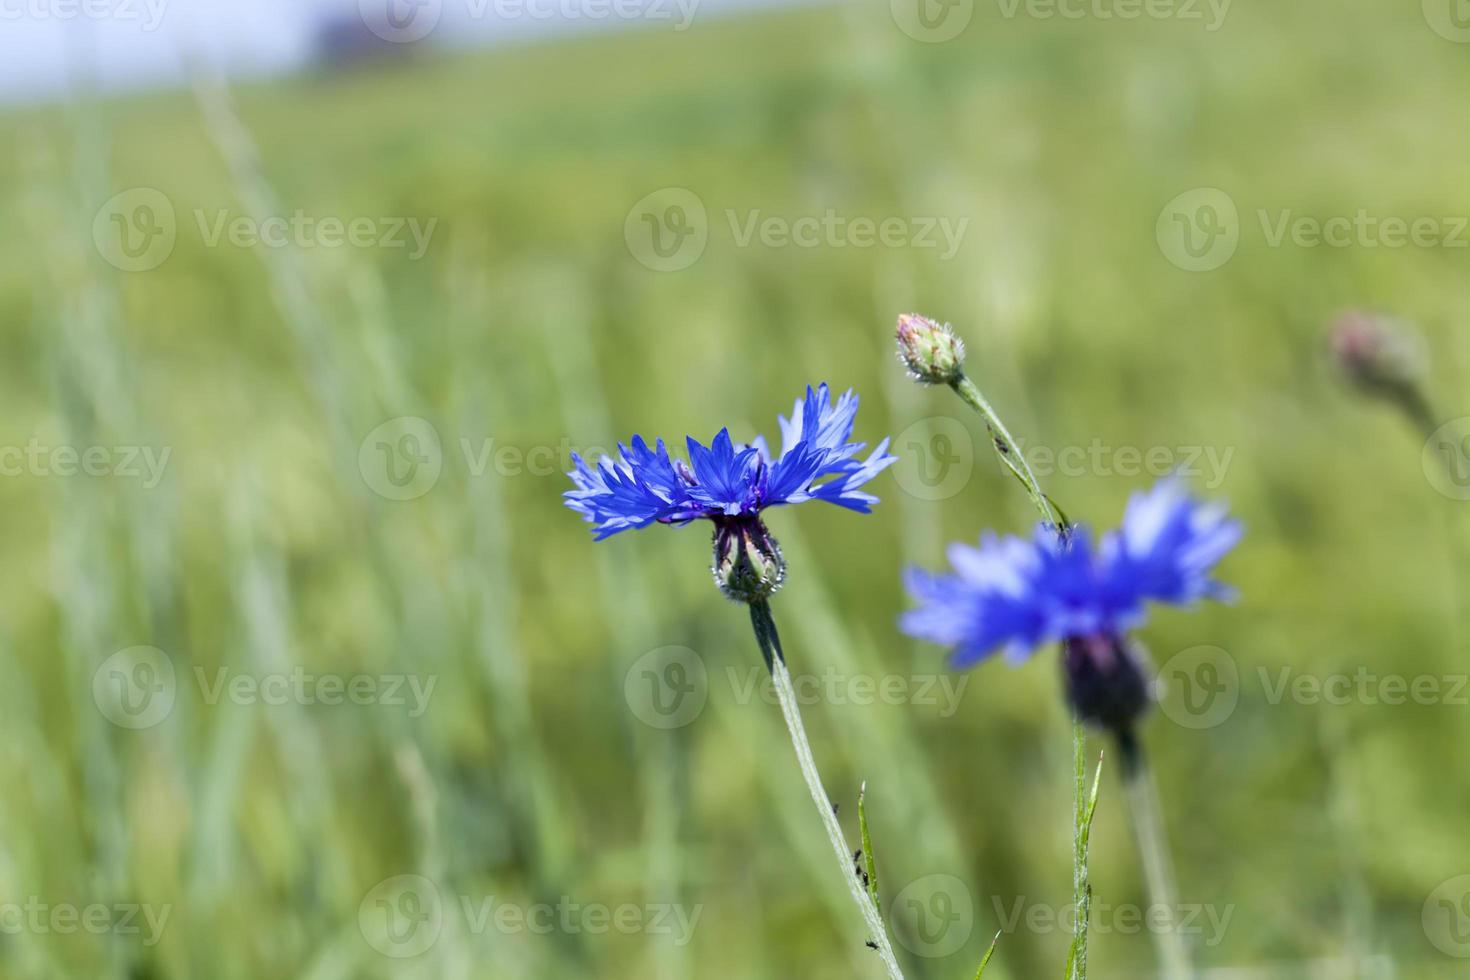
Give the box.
[852,850,871,887]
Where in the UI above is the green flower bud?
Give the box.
[712,517,786,603]
[895,313,966,385]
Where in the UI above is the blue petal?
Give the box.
[1101,480,1243,608]
[900,480,1241,668]
[563,441,696,539]
[565,383,897,537]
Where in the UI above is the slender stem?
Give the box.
[945,372,1091,980]
[949,374,1062,530]
[940,370,1093,980]
[1120,742,1191,980]
[1067,728,1104,980]
[749,599,907,980]
[1070,720,1089,980]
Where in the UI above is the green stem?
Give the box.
[944,372,1088,979]
[949,375,1063,531]
[1120,742,1191,980]
[1070,721,1089,979]
[748,600,907,980]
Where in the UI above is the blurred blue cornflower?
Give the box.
[901,480,1241,733]
[565,384,896,601]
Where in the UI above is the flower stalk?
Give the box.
[1120,742,1191,980]
[897,314,1237,980]
[564,383,903,974]
[900,315,1092,976]
[948,373,1064,532]
[748,599,907,980]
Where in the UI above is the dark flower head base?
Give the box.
[1062,634,1151,764]
[712,515,786,602]
[565,384,896,602]
[902,480,1241,739]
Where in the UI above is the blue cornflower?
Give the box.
[566,384,896,601]
[902,480,1241,733]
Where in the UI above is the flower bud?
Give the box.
[1061,633,1152,737]
[895,313,966,385]
[1328,310,1427,395]
[712,517,786,603]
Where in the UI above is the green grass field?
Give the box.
[2,1,1470,977]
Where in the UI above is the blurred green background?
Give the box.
[2,1,1470,977]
